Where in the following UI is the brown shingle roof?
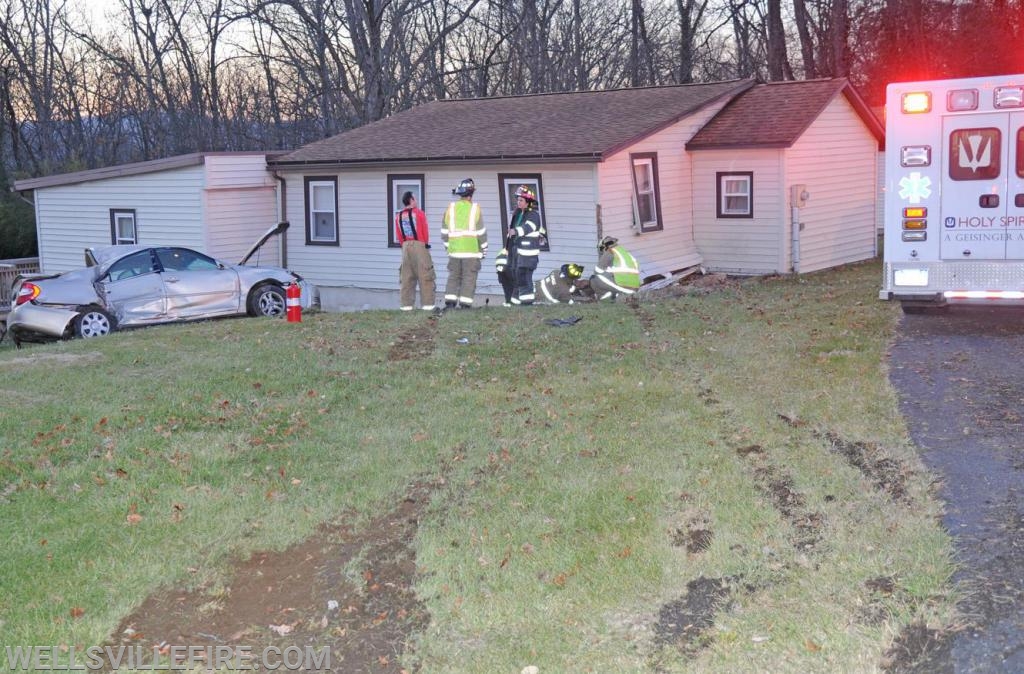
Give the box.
[271,80,755,167]
[686,78,884,150]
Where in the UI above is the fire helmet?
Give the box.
[453,178,476,197]
[598,236,618,252]
[514,185,537,202]
[562,263,583,279]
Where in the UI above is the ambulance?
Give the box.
[880,73,1024,311]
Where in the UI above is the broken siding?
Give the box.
[280,163,598,297]
[786,96,878,273]
[34,165,205,273]
[691,150,785,274]
[597,100,732,277]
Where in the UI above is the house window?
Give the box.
[305,176,338,245]
[630,153,663,232]
[388,174,425,247]
[498,173,548,250]
[716,172,754,218]
[109,209,137,244]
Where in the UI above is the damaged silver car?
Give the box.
[5,222,302,345]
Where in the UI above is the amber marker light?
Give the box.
[902,91,931,114]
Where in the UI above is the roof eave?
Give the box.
[685,141,793,151]
[268,153,604,170]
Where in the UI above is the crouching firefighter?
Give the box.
[495,247,515,306]
[536,263,584,304]
[590,236,640,300]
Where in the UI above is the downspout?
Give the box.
[791,202,801,273]
[789,185,808,273]
[273,171,288,267]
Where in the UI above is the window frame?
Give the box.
[304,176,339,246]
[630,153,663,232]
[948,127,1001,181]
[387,174,425,248]
[109,209,138,245]
[716,171,754,219]
[498,173,549,250]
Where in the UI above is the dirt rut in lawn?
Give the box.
[111,480,440,673]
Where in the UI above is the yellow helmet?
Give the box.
[562,263,583,279]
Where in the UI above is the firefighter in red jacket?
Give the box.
[394,191,436,310]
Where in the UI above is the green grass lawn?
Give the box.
[0,260,956,672]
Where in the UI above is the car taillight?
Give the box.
[15,282,40,306]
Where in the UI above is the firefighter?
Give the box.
[495,247,515,306]
[394,191,435,311]
[506,185,544,305]
[441,178,488,309]
[590,236,640,300]
[536,263,584,304]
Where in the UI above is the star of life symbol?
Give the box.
[898,172,932,204]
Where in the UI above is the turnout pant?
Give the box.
[590,273,636,301]
[399,241,436,309]
[445,257,482,307]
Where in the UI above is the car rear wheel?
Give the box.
[75,307,115,338]
[248,283,286,317]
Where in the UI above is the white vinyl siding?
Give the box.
[30,154,279,274]
[786,96,879,273]
[597,98,732,278]
[280,163,599,302]
[692,150,784,274]
[203,152,280,265]
[204,186,280,265]
[34,165,206,273]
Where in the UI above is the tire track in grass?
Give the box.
[109,478,445,673]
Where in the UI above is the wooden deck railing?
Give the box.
[0,257,41,310]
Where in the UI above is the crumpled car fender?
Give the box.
[7,302,80,339]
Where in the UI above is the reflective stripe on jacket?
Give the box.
[509,209,543,257]
[442,200,487,259]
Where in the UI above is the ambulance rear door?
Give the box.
[1010,114,1024,258]
[940,113,1011,260]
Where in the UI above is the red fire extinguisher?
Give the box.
[286,283,302,323]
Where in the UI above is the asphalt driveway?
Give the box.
[889,306,1024,672]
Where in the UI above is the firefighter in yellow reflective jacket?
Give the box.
[441,178,488,308]
[590,236,640,300]
[536,263,584,304]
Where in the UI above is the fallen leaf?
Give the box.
[804,638,821,652]
[70,607,85,619]
[269,624,293,636]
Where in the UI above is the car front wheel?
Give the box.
[75,307,115,338]
[248,284,286,317]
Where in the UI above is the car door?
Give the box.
[101,249,167,324]
[155,247,241,319]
